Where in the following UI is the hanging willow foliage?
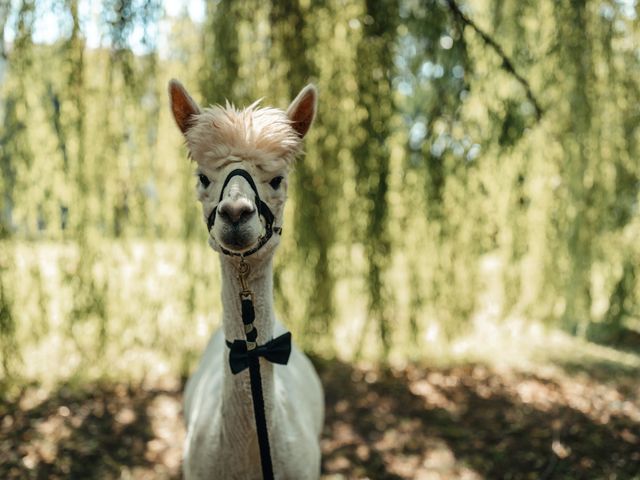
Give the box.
[268,0,339,341]
[351,0,398,355]
[0,0,638,376]
[200,0,241,106]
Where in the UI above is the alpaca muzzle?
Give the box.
[207,168,281,257]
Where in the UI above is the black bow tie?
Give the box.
[226,332,292,375]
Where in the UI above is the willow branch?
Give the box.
[445,0,543,120]
[0,0,10,59]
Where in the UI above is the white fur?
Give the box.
[186,101,304,168]
[182,257,324,479]
[170,81,324,479]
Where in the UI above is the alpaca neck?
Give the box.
[218,254,277,444]
[219,254,275,343]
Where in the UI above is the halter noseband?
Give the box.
[207,168,282,257]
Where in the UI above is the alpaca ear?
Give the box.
[287,84,317,139]
[168,79,200,135]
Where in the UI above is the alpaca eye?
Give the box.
[269,176,284,190]
[198,174,211,188]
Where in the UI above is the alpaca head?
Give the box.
[169,80,316,258]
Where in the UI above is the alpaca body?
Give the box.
[183,326,323,479]
[183,259,323,480]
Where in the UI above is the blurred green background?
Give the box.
[1,0,639,384]
[1,1,640,478]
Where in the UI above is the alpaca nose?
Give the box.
[218,198,255,225]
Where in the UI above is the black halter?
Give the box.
[207,168,282,257]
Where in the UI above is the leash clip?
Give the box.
[237,257,251,292]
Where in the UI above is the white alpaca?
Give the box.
[169,79,324,480]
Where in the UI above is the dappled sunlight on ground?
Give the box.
[2,352,638,479]
[316,357,639,479]
[1,383,185,479]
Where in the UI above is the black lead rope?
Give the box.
[211,168,291,480]
[226,259,292,480]
[248,356,273,479]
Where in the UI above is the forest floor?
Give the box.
[1,346,639,480]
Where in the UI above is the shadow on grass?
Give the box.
[586,323,640,355]
[550,357,640,399]
[1,357,638,480]
[0,382,182,479]
[313,355,640,480]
